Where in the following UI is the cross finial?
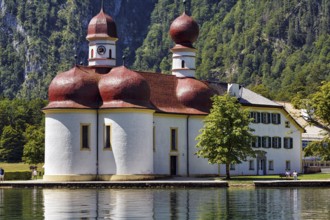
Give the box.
[101,0,104,11]
[122,55,126,66]
[183,0,187,13]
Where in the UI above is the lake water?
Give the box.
[0,187,329,219]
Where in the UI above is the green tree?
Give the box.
[195,94,256,179]
[0,125,24,162]
[22,125,45,165]
[293,81,330,159]
[304,138,330,161]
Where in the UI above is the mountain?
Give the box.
[0,0,156,99]
[0,0,329,101]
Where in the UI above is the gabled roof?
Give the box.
[239,88,282,107]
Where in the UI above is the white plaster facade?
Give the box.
[44,110,97,180]
[88,40,117,67]
[171,49,196,78]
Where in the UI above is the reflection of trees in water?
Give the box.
[1,188,43,219]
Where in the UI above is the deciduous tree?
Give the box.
[293,81,330,160]
[196,94,256,179]
[22,125,45,165]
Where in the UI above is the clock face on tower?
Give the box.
[97,46,106,55]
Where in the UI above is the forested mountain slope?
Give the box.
[134,0,330,100]
[0,0,156,99]
[0,0,329,101]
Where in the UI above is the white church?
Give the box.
[43,4,304,181]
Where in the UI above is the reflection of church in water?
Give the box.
[43,1,303,181]
[42,188,304,219]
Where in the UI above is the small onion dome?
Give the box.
[45,66,101,109]
[176,78,214,112]
[169,12,199,47]
[99,66,152,108]
[86,9,118,40]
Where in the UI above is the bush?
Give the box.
[4,171,32,180]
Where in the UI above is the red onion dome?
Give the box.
[99,66,151,108]
[169,12,199,47]
[86,9,117,40]
[45,66,101,109]
[176,78,214,112]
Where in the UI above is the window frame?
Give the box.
[230,163,235,170]
[249,160,255,170]
[272,137,282,149]
[284,137,293,149]
[250,112,261,123]
[170,127,178,151]
[285,121,290,128]
[262,136,272,148]
[251,136,262,148]
[268,160,274,170]
[271,113,281,125]
[286,160,291,171]
[81,123,91,150]
[109,49,112,59]
[104,124,112,150]
[261,112,271,124]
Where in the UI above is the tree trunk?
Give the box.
[225,163,231,180]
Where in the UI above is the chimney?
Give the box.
[227,83,241,98]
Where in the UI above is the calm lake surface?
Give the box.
[0,187,329,219]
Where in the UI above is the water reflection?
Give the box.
[0,187,330,219]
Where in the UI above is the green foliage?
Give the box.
[3,171,32,180]
[134,0,330,100]
[292,81,330,135]
[1,0,329,100]
[293,81,330,160]
[0,125,24,162]
[304,138,330,161]
[1,0,157,99]
[22,125,45,165]
[196,94,255,179]
[0,99,46,163]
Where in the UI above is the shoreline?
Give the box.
[1,179,330,189]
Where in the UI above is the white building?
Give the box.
[43,5,304,181]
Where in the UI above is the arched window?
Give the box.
[109,49,112,59]
[181,60,185,68]
[91,49,94,58]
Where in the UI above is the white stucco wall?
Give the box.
[97,114,116,175]
[222,108,302,175]
[188,116,219,175]
[101,110,154,175]
[88,40,116,66]
[44,111,97,175]
[153,114,188,175]
[172,50,196,78]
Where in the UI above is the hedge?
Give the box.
[3,171,33,180]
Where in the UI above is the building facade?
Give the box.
[43,5,303,181]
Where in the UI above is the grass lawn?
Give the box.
[0,163,44,172]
